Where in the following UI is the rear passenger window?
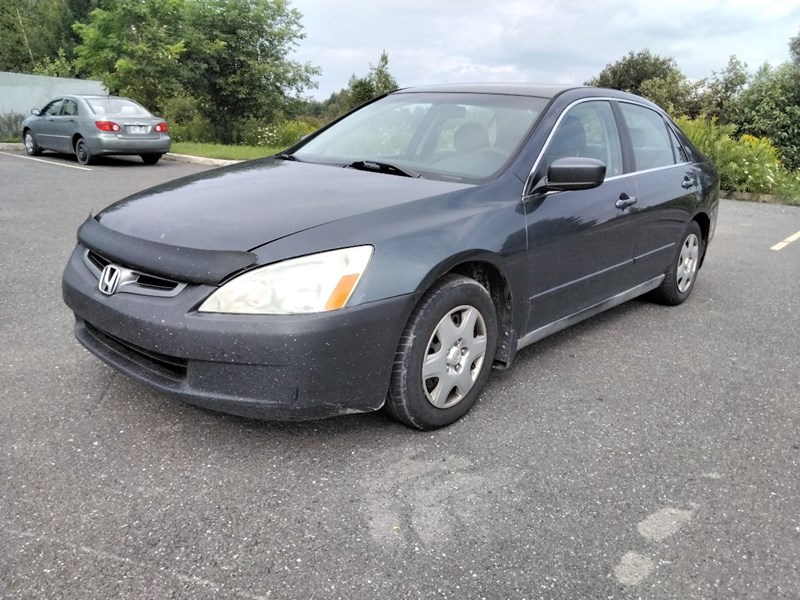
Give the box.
[543,101,623,177]
[667,127,690,163]
[620,103,676,171]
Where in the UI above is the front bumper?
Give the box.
[62,246,419,420]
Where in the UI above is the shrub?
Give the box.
[677,116,800,200]
[234,118,318,149]
[0,111,25,142]
[162,94,200,123]
[169,115,216,143]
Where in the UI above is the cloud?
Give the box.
[291,0,800,98]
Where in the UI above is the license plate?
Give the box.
[127,125,148,134]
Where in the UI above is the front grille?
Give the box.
[87,250,110,270]
[84,249,185,297]
[84,321,187,380]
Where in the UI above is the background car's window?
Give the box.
[294,93,547,181]
[619,103,676,171]
[542,101,623,177]
[43,100,63,116]
[86,98,151,117]
[62,100,78,117]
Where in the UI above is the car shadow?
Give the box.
[40,152,159,167]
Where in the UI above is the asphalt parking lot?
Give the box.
[1,148,798,600]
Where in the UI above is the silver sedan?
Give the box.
[21,95,171,165]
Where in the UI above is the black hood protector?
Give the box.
[77,216,257,285]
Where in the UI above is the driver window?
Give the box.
[542,101,623,177]
[43,100,63,116]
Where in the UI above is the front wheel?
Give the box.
[74,137,92,165]
[141,153,162,165]
[24,130,41,156]
[649,221,704,305]
[386,274,497,430]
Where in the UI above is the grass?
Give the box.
[170,142,283,161]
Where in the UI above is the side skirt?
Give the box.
[516,275,664,352]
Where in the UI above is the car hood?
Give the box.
[96,158,472,252]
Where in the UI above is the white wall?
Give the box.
[0,71,106,115]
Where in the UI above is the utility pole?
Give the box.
[15,5,35,66]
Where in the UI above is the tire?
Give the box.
[386,274,498,430]
[649,220,704,306]
[23,130,41,156]
[141,153,162,165]
[74,137,92,165]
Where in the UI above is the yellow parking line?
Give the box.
[0,151,92,171]
[771,230,800,251]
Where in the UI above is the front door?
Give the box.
[32,99,64,151]
[522,100,639,332]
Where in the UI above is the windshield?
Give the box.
[293,92,548,182]
[85,97,153,117]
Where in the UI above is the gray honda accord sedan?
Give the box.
[62,84,719,430]
[22,95,171,165]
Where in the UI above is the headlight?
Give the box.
[198,246,373,314]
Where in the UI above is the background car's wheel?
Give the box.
[74,137,92,165]
[141,153,162,165]
[649,220,704,306]
[386,274,497,430]
[23,130,41,156]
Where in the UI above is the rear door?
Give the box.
[522,100,640,331]
[51,98,80,153]
[616,102,699,282]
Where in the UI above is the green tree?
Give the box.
[586,49,682,96]
[586,49,704,116]
[0,0,76,72]
[737,62,800,170]
[181,0,320,143]
[696,56,749,123]
[33,48,76,78]
[369,50,399,96]
[639,71,701,117]
[789,27,800,64]
[72,0,187,112]
[320,50,399,120]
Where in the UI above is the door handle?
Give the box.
[681,177,695,189]
[615,194,637,209]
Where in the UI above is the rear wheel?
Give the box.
[74,137,92,165]
[650,221,703,305]
[23,130,41,156]
[141,153,162,165]
[386,274,497,430]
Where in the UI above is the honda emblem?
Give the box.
[99,264,121,295]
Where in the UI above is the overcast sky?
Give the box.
[290,0,800,99]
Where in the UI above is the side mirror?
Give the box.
[31,108,41,116]
[545,157,606,191]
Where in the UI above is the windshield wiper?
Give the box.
[274,152,302,162]
[345,160,422,178]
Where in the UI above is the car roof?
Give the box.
[74,95,131,100]
[393,83,583,98]
[392,83,653,104]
